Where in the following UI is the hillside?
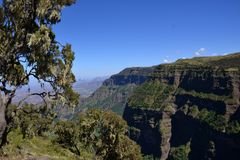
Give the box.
[123,53,240,159]
[76,66,155,115]
[77,53,240,115]
[74,53,240,159]
[174,52,240,68]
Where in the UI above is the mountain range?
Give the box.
[13,76,108,104]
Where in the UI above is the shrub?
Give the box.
[9,104,55,138]
[55,109,143,159]
[198,109,227,132]
[169,143,190,160]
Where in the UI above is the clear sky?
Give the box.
[3,0,240,79]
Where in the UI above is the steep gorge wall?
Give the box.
[74,53,240,159]
[153,65,240,117]
[123,54,240,159]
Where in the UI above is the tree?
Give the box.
[55,109,143,159]
[13,104,55,138]
[55,120,81,155]
[0,0,79,146]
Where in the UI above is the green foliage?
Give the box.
[169,143,191,160]
[198,109,227,132]
[128,80,175,109]
[226,121,240,134]
[185,105,240,135]
[143,155,155,160]
[55,121,82,155]
[55,109,142,160]
[80,84,137,115]
[9,104,55,139]
[0,0,79,122]
[187,105,199,118]
[171,52,240,69]
[175,88,232,103]
[2,129,79,160]
[0,0,79,147]
[113,135,142,160]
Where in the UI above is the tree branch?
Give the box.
[17,90,61,108]
[17,92,47,108]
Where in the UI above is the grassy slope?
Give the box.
[1,130,82,160]
[172,52,240,68]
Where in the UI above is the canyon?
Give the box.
[79,53,240,159]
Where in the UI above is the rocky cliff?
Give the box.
[123,53,240,160]
[76,66,155,115]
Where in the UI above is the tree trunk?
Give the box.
[0,94,7,147]
[0,129,8,147]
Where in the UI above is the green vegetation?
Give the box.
[198,109,227,132]
[187,105,199,118]
[0,0,239,158]
[226,121,240,134]
[80,84,137,115]
[172,52,240,69]
[0,0,79,145]
[175,87,239,105]
[2,129,79,160]
[186,106,240,134]
[183,105,228,132]
[169,143,191,160]
[55,109,142,159]
[1,104,79,159]
[2,108,142,159]
[8,104,55,139]
[117,67,155,76]
[128,80,175,109]
[142,155,155,160]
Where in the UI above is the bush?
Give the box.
[198,109,227,132]
[226,121,240,134]
[55,109,143,159]
[169,143,190,160]
[187,105,199,118]
[8,104,55,138]
[55,121,81,155]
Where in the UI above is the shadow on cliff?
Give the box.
[123,105,162,157]
[171,111,240,160]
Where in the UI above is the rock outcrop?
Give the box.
[123,53,240,160]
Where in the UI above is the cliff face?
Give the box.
[123,53,240,160]
[76,67,155,115]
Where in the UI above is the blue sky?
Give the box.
[3,0,240,79]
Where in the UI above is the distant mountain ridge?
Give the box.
[73,76,109,97]
[13,76,108,104]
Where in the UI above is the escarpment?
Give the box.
[74,53,240,159]
[77,66,155,115]
[123,53,240,160]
